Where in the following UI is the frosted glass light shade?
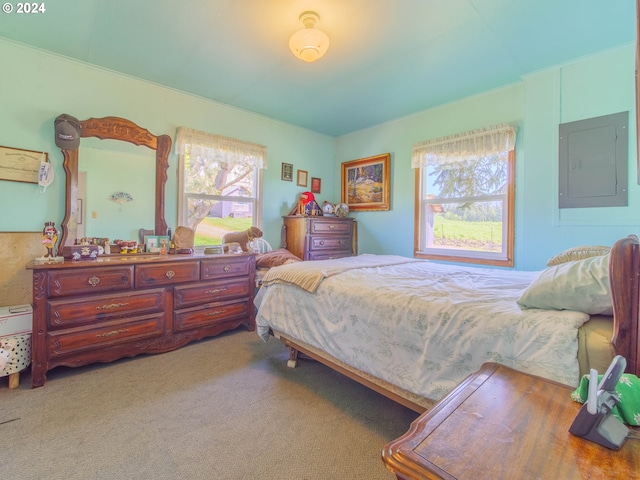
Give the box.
[289,12,330,63]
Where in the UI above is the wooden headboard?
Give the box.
[609,234,640,376]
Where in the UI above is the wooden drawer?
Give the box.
[47,313,165,358]
[136,261,199,287]
[174,278,249,309]
[309,219,352,235]
[174,299,248,332]
[307,251,353,261]
[48,288,166,329]
[308,235,351,252]
[201,256,252,281]
[48,266,134,297]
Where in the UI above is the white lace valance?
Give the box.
[412,123,517,168]
[175,127,267,169]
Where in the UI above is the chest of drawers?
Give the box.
[283,216,357,260]
[29,253,255,387]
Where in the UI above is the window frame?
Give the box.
[176,136,265,251]
[413,149,515,267]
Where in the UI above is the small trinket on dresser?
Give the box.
[35,221,64,264]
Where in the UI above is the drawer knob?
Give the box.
[319,241,325,246]
[88,276,100,287]
[329,225,336,230]
[223,265,232,272]
[96,302,129,310]
[165,270,176,279]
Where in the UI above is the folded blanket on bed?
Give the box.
[260,254,421,293]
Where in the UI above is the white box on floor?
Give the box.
[0,304,32,337]
[0,305,33,386]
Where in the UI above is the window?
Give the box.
[412,124,516,266]
[175,127,266,248]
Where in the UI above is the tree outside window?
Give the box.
[413,124,516,266]
[176,128,266,247]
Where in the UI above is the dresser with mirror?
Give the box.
[28,116,255,388]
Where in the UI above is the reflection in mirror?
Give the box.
[78,146,155,241]
[58,116,171,253]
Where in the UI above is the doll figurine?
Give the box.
[41,221,59,258]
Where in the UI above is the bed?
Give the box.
[254,235,640,413]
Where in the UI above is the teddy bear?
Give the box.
[222,226,263,252]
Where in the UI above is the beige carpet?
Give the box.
[0,328,418,479]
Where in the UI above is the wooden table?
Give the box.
[382,363,640,479]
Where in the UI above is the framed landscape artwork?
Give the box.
[341,153,390,211]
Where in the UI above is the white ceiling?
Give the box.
[0,0,635,136]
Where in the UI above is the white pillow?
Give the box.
[517,253,612,315]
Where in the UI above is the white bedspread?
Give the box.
[255,256,590,402]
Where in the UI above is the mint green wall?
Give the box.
[518,46,638,269]
[335,83,524,261]
[336,45,638,270]
[0,39,335,249]
[1,38,637,270]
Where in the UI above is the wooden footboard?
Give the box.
[609,234,640,376]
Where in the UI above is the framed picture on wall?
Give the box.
[0,145,46,184]
[341,153,390,211]
[311,177,321,194]
[297,169,308,187]
[281,163,293,181]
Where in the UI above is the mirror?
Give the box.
[78,146,156,240]
[58,116,172,252]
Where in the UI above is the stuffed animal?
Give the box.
[222,226,263,252]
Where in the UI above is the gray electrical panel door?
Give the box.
[558,111,628,208]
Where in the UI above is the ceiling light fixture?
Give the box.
[289,11,330,63]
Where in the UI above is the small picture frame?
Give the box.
[157,235,170,252]
[311,177,321,194]
[297,169,308,187]
[281,163,293,181]
[144,235,159,250]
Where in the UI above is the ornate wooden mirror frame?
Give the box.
[58,116,172,251]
